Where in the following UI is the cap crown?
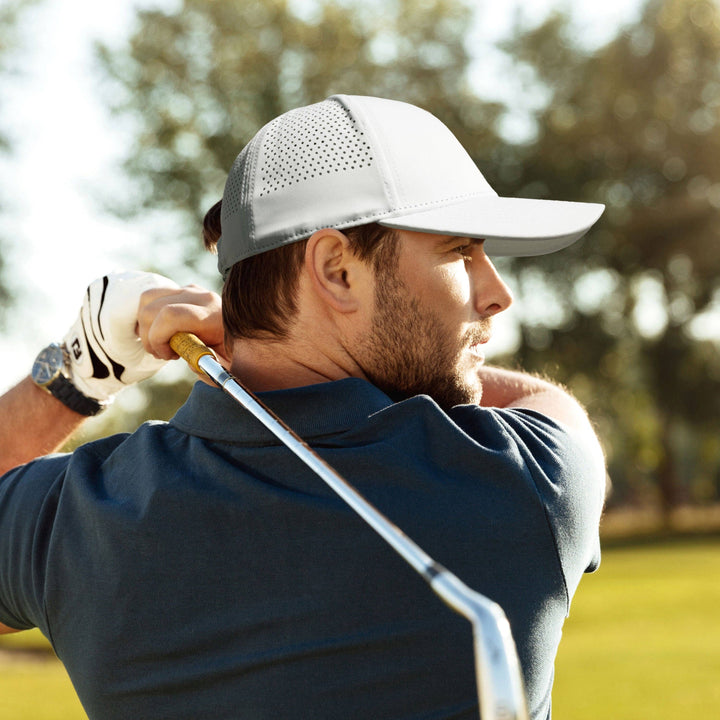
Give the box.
[218,95,493,275]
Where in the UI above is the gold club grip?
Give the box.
[170,332,216,374]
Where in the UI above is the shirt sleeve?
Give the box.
[0,455,69,632]
[451,405,606,604]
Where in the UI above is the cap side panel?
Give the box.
[247,99,393,255]
[244,126,261,255]
[352,96,495,210]
[218,125,268,275]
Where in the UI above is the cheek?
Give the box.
[398,249,471,311]
[433,264,471,309]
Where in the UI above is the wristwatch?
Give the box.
[31,343,104,416]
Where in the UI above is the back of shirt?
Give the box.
[0,379,604,719]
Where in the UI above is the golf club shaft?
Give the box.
[171,333,441,579]
[170,332,528,720]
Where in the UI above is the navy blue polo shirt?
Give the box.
[0,378,604,719]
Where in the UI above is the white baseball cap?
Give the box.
[218,94,604,278]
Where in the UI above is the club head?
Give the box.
[431,571,529,720]
[471,595,528,720]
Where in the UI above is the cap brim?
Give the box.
[378,196,605,256]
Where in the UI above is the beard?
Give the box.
[358,268,489,411]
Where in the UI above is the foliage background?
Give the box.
[89,0,720,520]
[3,0,718,517]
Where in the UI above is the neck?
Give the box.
[229,335,367,392]
[227,268,374,391]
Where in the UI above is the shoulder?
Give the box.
[456,403,604,481]
[0,433,130,508]
[450,404,606,527]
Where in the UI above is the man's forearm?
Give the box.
[478,365,599,438]
[0,377,86,476]
[478,366,558,408]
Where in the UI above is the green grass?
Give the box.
[1,537,719,718]
[554,536,720,718]
[0,629,86,719]
[0,662,87,719]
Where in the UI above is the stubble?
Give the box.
[359,266,486,410]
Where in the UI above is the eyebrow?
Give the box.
[435,236,485,248]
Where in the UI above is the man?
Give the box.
[0,95,606,719]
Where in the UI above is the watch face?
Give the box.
[32,344,66,387]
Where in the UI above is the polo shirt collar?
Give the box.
[170,377,395,444]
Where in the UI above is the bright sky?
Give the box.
[0,0,644,392]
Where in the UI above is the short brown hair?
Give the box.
[202,200,399,343]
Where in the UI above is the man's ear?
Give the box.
[305,229,369,313]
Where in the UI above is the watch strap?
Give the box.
[45,373,105,417]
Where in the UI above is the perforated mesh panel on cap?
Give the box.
[258,101,374,197]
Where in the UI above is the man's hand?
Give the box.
[63,272,180,402]
[0,272,223,476]
[136,284,226,370]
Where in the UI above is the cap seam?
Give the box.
[336,95,400,210]
[387,189,498,214]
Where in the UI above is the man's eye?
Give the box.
[454,245,473,260]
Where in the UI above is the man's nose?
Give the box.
[471,252,514,318]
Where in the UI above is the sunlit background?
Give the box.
[0,0,645,390]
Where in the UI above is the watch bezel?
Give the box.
[31,343,67,388]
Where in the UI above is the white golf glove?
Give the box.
[63,271,179,402]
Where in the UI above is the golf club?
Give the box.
[170,331,529,720]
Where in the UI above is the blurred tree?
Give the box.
[97,0,502,270]
[65,369,197,452]
[0,0,40,322]
[500,0,720,515]
[96,0,720,518]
